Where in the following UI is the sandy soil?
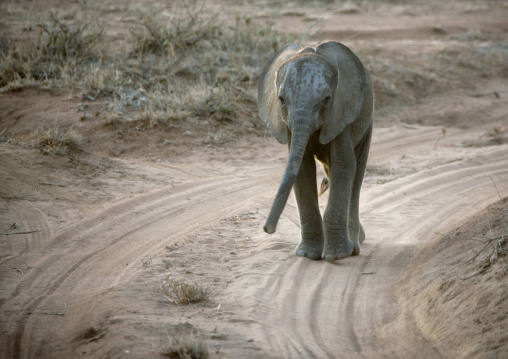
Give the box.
[1,1,508,358]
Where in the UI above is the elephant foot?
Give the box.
[323,237,360,261]
[295,241,323,260]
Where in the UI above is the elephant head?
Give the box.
[257,41,367,234]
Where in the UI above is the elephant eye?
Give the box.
[278,96,286,107]
[322,96,331,106]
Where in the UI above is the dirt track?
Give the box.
[2,124,508,358]
[1,1,508,358]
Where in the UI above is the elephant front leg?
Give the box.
[322,131,360,261]
[293,148,324,260]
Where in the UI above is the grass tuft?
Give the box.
[131,1,220,54]
[163,331,209,359]
[36,11,103,62]
[158,276,211,304]
[33,126,84,155]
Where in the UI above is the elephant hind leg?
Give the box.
[349,124,372,247]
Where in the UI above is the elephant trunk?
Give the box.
[264,123,311,234]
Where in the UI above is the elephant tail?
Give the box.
[319,177,329,196]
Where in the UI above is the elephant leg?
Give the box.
[322,127,359,261]
[294,147,324,260]
[349,124,372,246]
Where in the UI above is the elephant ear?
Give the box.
[316,41,367,144]
[257,43,301,144]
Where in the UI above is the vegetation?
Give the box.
[1,1,505,133]
[0,1,291,128]
[163,331,209,359]
[0,11,102,88]
[33,126,84,155]
[158,276,211,304]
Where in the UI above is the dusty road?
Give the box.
[2,124,508,358]
[1,0,508,358]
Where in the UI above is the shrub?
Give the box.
[158,276,211,304]
[33,126,84,155]
[0,11,102,87]
[163,332,209,359]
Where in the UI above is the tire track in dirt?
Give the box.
[0,201,52,264]
[225,144,508,358]
[0,150,54,264]
[3,129,508,358]
[0,166,280,359]
[371,126,445,160]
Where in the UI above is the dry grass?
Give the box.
[0,10,102,88]
[440,182,508,271]
[163,330,209,359]
[0,1,291,130]
[1,1,506,136]
[158,276,211,304]
[131,2,221,54]
[33,126,84,155]
[466,180,507,268]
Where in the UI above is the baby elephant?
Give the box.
[257,41,374,261]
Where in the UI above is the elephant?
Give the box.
[257,41,374,261]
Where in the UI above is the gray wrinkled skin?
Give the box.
[257,41,374,261]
